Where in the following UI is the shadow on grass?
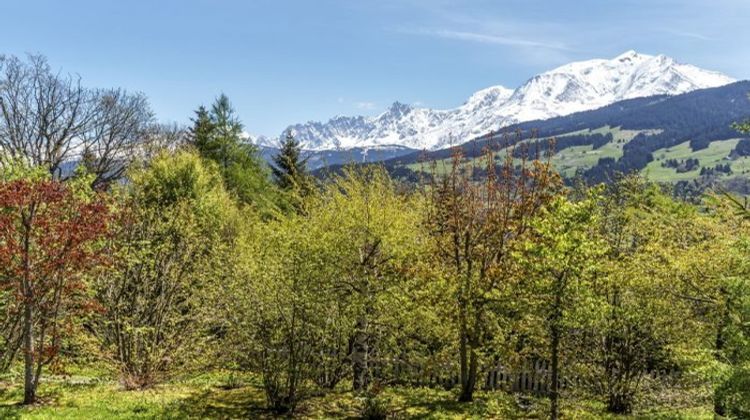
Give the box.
[387,387,535,419]
[0,395,62,420]
[160,386,370,419]
[0,381,711,419]
[396,390,467,418]
[156,385,275,419]
[0,383,66,419]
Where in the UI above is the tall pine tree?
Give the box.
[188,94,279,213]
[188,105,216,154]
[271,130,311,195]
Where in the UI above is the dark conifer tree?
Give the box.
[271,130,311,195]
[188,105,216,153]
[187,95,279,213]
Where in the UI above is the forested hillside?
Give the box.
[0,54,749,420]
[337,82,750,197]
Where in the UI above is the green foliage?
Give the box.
[129,148,225,209]
[0,373,715,419]
[425,147,562,402]
[271,130,312,198]
[0,158,49,182]
[0,125,748,415]
[303,166,428,391]
[188,94,280,214]
[188,106,215,152]
[524,192,603,284]
[583,178,698,413]
[716,363,750,418]
[522,191,603,419]
[688,198,750,418]
[96,150,238,389]
[224,165,432,412]
[360,385,391,420]
[733,119,750,135]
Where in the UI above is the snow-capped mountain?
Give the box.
[256,51,735,152]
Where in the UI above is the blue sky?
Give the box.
[1,0,748,136]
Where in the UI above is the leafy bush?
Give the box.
[360,384,391,420]
[716,364,750,418]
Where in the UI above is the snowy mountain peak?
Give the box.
[259,51,735,151]
[392,101,412,111]
[379,101,413,119]
[615,49,641,61]
[464,86,514,110]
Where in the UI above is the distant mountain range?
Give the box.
[333,81,750,197]
[253,51,734,163]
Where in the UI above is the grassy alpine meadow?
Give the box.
[0,371,714,419]
[405,126,661,178]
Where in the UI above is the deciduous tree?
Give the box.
[0,168,109,404]
[96,151,236,389]
[425,142,561,402]
[523,192,602,420]
[0,54,154,186]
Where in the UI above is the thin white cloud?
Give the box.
[661,29,714,41]
[399,27,573,52]
[355,101,377,110]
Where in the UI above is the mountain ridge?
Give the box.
[366,81,750,187]
[255,51,734,152]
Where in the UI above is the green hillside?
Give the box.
[643,138,750,182]
[401,126,750,187]
[404,126,652,177]
[550,126,644,177]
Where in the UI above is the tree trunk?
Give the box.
[608,392,631,414]
[460,309,482,402]
[605,287,624,414]
[23,299,36,405]
[458,301,468,395]
[549,290,563,420]
[352,316,369,391]
[714,396,726,418]
[713,292,730,418]
[22,214,36,405]
[459,346,478,402]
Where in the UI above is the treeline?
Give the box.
[0,54,749,419]
[662,158,700,172]
[731,138,750,157]
[512,133,614,159]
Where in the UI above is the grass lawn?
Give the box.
[550,126,660,177]
[0,371,712,419]
[551,142,622,178]
[643,138,750,183]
